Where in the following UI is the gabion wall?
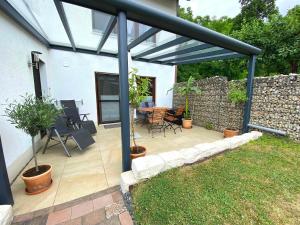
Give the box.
[173,74,300,142]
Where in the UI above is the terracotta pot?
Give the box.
[130,146,146,159]
[22,164,52,195]
[182,119,192,129]
[224,129,239,138]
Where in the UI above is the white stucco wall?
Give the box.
[47,49,175,124]
[137,0,178,16]
[0,11,48,182]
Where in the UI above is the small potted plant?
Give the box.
[224,82,247,138]
[169,76,201,129]
[129,68,150,159]
[5,94,60,195]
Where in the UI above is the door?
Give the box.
[95,73,120,124]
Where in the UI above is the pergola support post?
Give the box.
[117,11,131,172]
[0,137,14,205]
[242,55,256,133]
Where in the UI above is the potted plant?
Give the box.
[224,82,247,138]
[169,76,201,129]
[5,94,60,195]
[128,68,150,159]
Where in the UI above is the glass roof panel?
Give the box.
[62,2,115,51]
[130,30,178,56]
[141,40,203,60]
[160,46,224,62]
[8,0,71,46]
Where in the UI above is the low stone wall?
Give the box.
[120,131,263,193]
[173,74,300,141]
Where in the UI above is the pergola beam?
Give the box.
[54,0,76,51]
[128,27,160,50]
[96,16,117,54]
[148,43,213,62]
[133,36,190,59]
[175,53,245,65]
[164,49,233,64]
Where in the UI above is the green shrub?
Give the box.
[205,122,213,130]
[228,81,247,104]
[4,94,61,172]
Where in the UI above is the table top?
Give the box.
[138,107,170,112]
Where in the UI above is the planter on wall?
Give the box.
[223,129,239,138]
[182,119,192,129]
[130,146,146,159]
[22,164,52,195]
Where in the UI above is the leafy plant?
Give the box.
[128,68,150,148]
[4,94,60,172]
[168,76,201,119]
[205,122,214,130]
[228,82,247,104]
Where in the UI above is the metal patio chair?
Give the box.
[60,100,89,121]
[42,116,95,157]
[164,106,184,134]
[147,108,167,138]
[60,100,97,134]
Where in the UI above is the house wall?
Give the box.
[47,49,175,124]
[137,0,178,15]
[0,11,49,182]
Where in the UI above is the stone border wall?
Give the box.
[173,74,300,141]
[120,131,263,193]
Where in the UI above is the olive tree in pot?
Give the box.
[169,76,201,129]
[128,68,150,159]
[5,94,60,195]
[224,82,247,138]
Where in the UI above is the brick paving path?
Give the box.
[11,186,133,225]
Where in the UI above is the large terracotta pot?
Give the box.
[224,129,239,138]
[22,164,52,195]
[130,146,146,159]
[182,119,192,129]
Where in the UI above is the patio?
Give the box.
[11,124,223,215]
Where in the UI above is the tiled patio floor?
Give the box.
[11,124,223,215]
[11,186,133,225]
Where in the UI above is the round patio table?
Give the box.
[138,107,170,113]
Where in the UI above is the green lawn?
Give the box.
[132,135,300,225]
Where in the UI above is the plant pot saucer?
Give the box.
[25,179,53,195]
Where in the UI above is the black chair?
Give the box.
[164,106,184,134]
[60,100,89,121]
[60,100,97,134]
[42,116,95,157]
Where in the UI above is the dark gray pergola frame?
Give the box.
[0,0,260,195]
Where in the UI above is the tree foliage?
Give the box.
[128,68,150,147]
[177,2,300,81]
[168,76,201,119]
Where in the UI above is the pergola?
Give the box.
[0,0,261,173]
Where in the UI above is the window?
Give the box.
[92,10,156,43]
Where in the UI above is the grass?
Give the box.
[132,135,300,225]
